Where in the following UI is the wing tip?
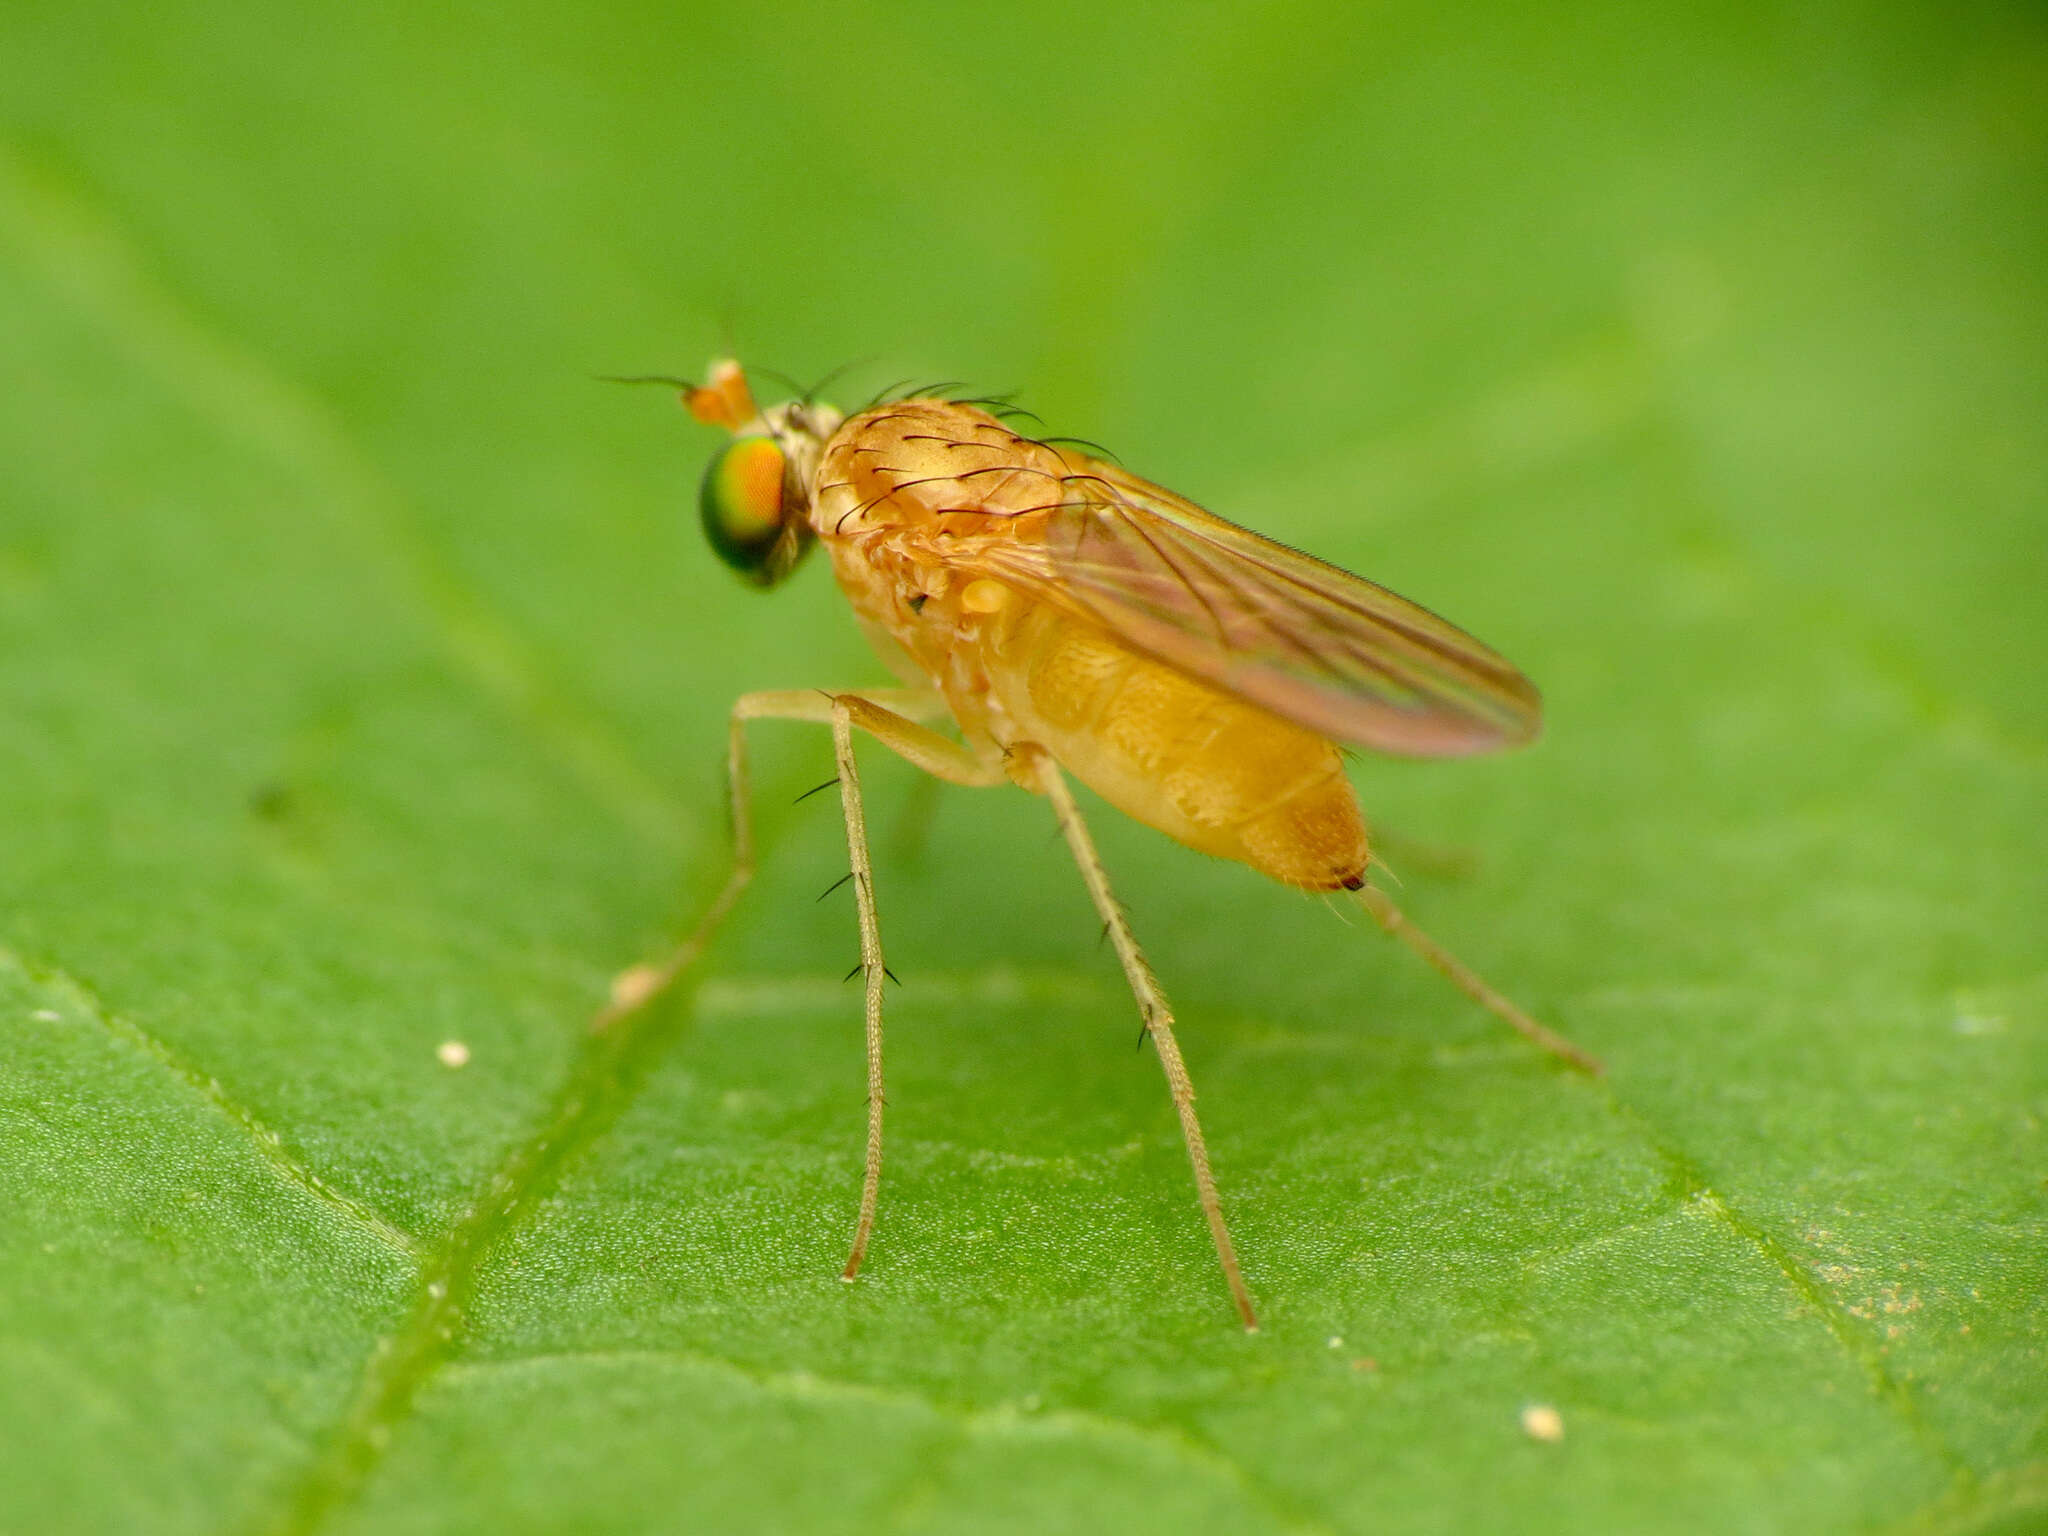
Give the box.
[1340,703,1542,759]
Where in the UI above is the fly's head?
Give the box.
[685,359,843,590]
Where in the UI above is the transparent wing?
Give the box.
[964,462,1542,757]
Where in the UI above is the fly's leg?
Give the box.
[598,688,950,1030]
[601,687,1007,1279]
[1349,884,1605,1076]
[1019,746,1259,1333]
[653,688,1003,1280]
[826,700,893,1281]
[595,694,764,1031]
[823,695,1008,1278]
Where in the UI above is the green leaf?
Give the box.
[2,2,2044,1533]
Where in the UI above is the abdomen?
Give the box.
[988,605,1369,891]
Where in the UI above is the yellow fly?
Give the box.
[618,359,1602,1331]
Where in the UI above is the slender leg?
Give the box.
[597,688,966,1032]
[1020,747,1259,1332]
[814,694,1005,1277]
[1350,884,1605,1076]
[606,688,1006,1275]
[829,701,889,1280]
[594,692,765,1031]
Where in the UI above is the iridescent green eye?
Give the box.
[700,436,808,586]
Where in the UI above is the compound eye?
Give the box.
[699,436,792,583]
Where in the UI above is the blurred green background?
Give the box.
[2,0,2044,1532]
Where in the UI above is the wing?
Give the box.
[964,461,1541,757]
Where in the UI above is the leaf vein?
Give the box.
[1604,1096,1977,1489]
[1,946,420,1260]
[254,898,739,1536]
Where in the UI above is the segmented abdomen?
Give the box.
[988,603,1369,891]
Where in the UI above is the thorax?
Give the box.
[805,400,1366,889]
[809,398,1076,756]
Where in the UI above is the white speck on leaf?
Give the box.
[1522,1404,1566,1443]
[437,1040,471,1068]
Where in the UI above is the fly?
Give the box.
[608,359,1603,1331]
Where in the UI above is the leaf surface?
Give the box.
[1,3,2043,1533]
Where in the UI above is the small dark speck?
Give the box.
[250,783,292,820]
[908,594,928,613]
